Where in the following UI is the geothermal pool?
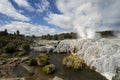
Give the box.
[30,51,107,80]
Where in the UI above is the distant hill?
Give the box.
[96,30,119,38]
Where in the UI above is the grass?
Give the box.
[37,53,49,66]
[28,71,34,76]
[0,53,10,58]
[63,55,84,69]
[42,64,55,74]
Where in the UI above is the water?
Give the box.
[30,51,107,80]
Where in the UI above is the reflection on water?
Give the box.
[30,51,107,80]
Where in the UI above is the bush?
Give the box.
[18,51,28,57]
[28,71,34,76]
[29,58,37,66]
[42,64,55,74]
[22,44,30,51]
[63,55,84,69]
[37,53,49,66]
[4,43,16,53]
[0,53,10,58]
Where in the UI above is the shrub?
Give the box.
[0,53,10,58]
[37,53,49,66]
[63,55,84,69]
[42,64,55,74]
[22,44,30,51]
[28,71,34,76]
[29,58,37,66]
[4,43,16,53]
[18,51,28,57]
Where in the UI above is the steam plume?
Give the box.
[45,0,120,39]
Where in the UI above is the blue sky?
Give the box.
[0,0,119,36]
[0,0,64,36]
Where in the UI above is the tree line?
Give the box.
[0,29,34,57]
[40,32,77,40]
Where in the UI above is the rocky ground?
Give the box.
[1,38,120,80]
[0,55,63,80]
[0,57,33,79]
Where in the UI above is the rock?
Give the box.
[21,57,29,63]
[52,76,63,80]
[53,39,77,54]
[32,45,54,53]
[0,61,6,65]
[0,78,25,80]
[54,38,120,80]
[13,58,19,62]
[112,68,120,80]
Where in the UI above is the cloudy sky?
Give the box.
[0,0,119,36]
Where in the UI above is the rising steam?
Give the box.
[45,0,120,39]
[72,2,101,39]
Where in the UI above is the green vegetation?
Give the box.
[28,71,34,76]
[96,30,114,38]
[63,55,84,69]
[17,51,28,57]
[22,44,30,51]
[41,32,77,40]
[37,53,49,66]
[42,64,55,74]
[29,58,37,66]
[0,53,10,58]
[3,43,16,53]
[0,29,34,57]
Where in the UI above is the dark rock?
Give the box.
[112,68,120,80]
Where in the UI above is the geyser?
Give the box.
[73,2,101,39]
[45,0,120,39]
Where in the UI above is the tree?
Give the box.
[16,30,20,35]
[4,29,8,35]
[40,32,77,40]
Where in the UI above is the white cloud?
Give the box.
[45,0,120,39]
[0,0,30,21]
[35,0,49,13]
[45,0,101,39]
[44,13,73,30]
[14,0,35,12]
[0,21,62,36]
[98,0,120,28]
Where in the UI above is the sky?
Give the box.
[0,0,120,37]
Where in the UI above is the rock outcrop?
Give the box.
[54,38,120,80]
[31,45,54,54]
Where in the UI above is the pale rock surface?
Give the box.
[54,38,120,80]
